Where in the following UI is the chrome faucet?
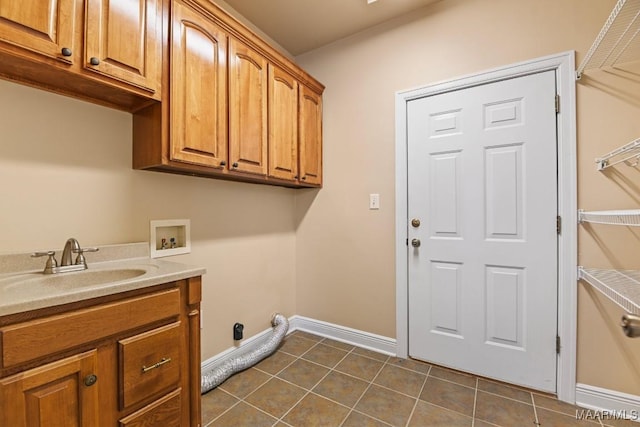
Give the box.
[32,238,99,274]
[61,238,81,266]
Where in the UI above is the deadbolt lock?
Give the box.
[411,218,421,228]
[411,238,421,248]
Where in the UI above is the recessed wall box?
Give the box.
[150,219,191,258]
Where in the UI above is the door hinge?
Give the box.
[556,216,561,235]
[555,94,560,113]
[556,335,561,354]
[406,238,409,246]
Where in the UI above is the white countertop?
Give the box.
[0,243,205,317]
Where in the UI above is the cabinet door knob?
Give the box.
[84,374,98,387]
[411,238,421,248]
[61,47,72,57]
[89,57,100,66]
[301,176,307,180]
[220,161,226,166]
[411,218,421,228]
[232,162,239,168]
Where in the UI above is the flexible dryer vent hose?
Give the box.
[201,313,289,394]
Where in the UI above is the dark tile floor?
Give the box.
[202,331,637,427]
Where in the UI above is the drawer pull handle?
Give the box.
[142,357,172,373]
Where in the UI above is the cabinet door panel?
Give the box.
[0,350,99,427]
[170,0,227,168]
[299,85,323,186]
[85,0,161,94]
[0,0,76,63]
[268,64,298,181]
[229,38,268,176]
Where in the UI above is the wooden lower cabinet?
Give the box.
[0,350,100,426]
[0,277,202,427]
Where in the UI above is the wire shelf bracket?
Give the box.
[594,137,640,170]
[576,0,640,80]
[578,267,640,315]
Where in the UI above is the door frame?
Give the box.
[394,51,577,403]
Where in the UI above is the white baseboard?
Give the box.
[288,315,397,356]
[201,315,397,374]
[575,383,640,422]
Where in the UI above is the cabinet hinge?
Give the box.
[556,335,561,354]
[406,238,409,246]
[555,94,560,114]
[556,215,561,235]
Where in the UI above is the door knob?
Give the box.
[411,238,421,248]
[411,218,421,228]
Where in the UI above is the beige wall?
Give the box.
[0,80,297,360]
[295,0,640,395]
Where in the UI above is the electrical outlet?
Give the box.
[233,323,244,340]
[369,193,380,210]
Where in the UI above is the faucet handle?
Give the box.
[32,251,58,273]
[72,247,99,254]
[73,247,99,266]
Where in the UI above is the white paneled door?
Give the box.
[407,70,558,392]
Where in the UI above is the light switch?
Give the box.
[369,193,380,210]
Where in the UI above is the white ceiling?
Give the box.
[220,0,440,56]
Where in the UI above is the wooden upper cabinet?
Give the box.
[0,0,78,64]
[268,64,299,182]
[229,37,268,176]
[132,0,323,188]
[84,0,162,96]
[299,85,323,186]
[170,0,228,168]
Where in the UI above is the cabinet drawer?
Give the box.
[1,288,180,369]
[120,322,181,409]
[119,388,181,427]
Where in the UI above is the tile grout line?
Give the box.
[338,354,391,427]
[205,390,246,426]
[206,333,395,426]
[269,337,326,425]
[272,337,355,426]
[210,333,323,426]
[471,377,478,427]
[206,332,573,427]
[404,364,432,427]
[531,393,541,426]
[277,339,478,426]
